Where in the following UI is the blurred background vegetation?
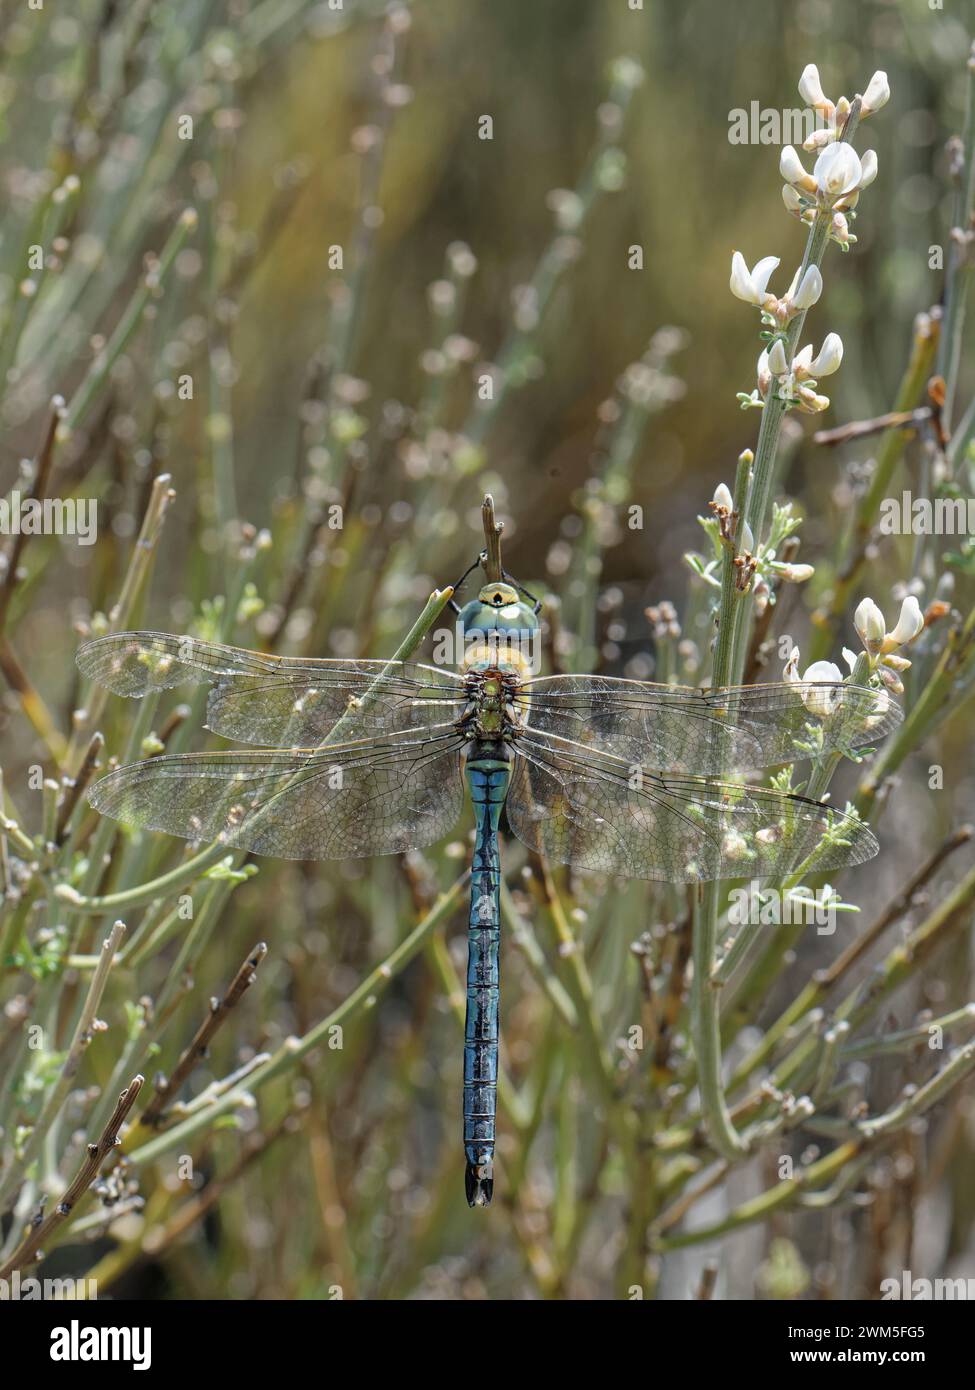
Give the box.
[0,0,973,1300]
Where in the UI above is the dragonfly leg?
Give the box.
[463,758,508,1208]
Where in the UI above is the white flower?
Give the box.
[740,521,755,554]
[780,145,817,190]
[861,70,890,116]
[804,125,839,152]
[814,144,863,200]
[803,659,844,683]
[712,482,733,510]
[797,66,891,151]
[789,264,823,310]
[854,597,888,655]
[888,595,924,648]
[808,332,844,377]
[858,149,879,189]
[730,252,779,305]
[768,338,789,375]
[849,593,923,696]
[782,183,805,216]
[784,648,844,716]
[798,64,833,118]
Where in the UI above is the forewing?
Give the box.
[505,730,878,883]
[77,631,467,745]
[514,675,900,774]
[88,728,466,860]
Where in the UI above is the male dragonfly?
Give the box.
[77,572,900,1206]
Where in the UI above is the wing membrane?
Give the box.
[514,675,900,774]
[88,727,466,860]
[78,632,467,746]
[506,728,878,883]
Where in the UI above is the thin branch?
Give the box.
[138,942,268,1129]
[481,493,504,582]
[0,397,65,635]
[0,1075,144,1278]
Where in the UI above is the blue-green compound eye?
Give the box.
[458,583,539,640]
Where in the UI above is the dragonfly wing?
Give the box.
[505,730,879,883]
[77,632,468,745]
[514,675,900,774]
[88,727,466,860]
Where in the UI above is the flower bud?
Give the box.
[798,64,832,117]
[854,597,886,655]
[886,595,924,649]
[780,145,816,191]
[861,70,890,116]
[809,332,843,377]
[768,338,789,375]
[858,149,879,189]
[730,252,779,305]
[791,265,823,310]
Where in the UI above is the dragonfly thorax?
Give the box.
[463,668,522,745]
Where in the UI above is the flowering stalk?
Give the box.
[731,103,868,679]
[689,66,891,1162]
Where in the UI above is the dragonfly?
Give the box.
[77,568,900,1206]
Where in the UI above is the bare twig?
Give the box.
[813,406,931,447]
[0,1075,144,1278]
[481,493,504,582]
[138,942,268,1129]
[55,731,104,842]
[0,397,65,635]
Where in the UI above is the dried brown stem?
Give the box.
[481,493,504,582]
[55,731,104,842]
[138,942,268,1129]
[0,1075,144,1278]
[813,407,931,447]
[0,397,64,635]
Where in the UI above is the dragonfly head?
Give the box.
[458,583,539,676]
[465,1160,494,1207]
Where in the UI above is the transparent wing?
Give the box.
[514,675,900,774]
[506,729,878,883]
[77,632,468,746]
[88,726,466,860]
